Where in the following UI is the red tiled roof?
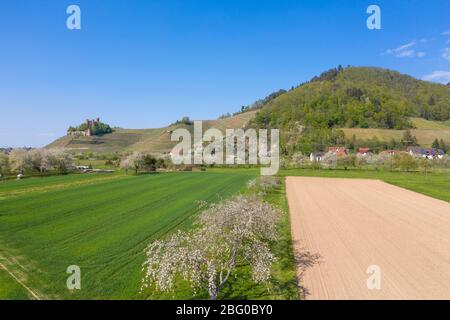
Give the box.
[328,147,348,156]
[357,148,371,154]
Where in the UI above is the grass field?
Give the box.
[410,117,450,130]
[0,173,123,199]
[341,128,450,147]
[0,268,30,300]
[0,171,260,299]
[341,118,450,147]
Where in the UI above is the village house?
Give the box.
[357,147,371,156]
[310,152,325,162]
[328,147,348,157]
[379,150,408,157]
[407,147,444,160]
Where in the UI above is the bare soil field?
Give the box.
[286,177,450,300]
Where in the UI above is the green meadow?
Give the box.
[0,269,29,300]
[0,172,258,299]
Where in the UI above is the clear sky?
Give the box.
[1,0,449,147]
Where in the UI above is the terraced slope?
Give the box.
[47,111,257,154]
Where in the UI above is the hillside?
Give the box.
[340,117,450,148]
[253,67,450,130]
[250,66,450,153]
[47,111,257,154]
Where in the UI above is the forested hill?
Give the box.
[251,66,450,131]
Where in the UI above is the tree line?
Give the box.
[286,151,450,173]
[0,148,74,178]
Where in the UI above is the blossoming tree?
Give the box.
[142,195,280,300]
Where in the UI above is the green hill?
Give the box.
[250,66,450,153]
[253,66,450,130]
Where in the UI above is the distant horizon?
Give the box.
[1,0,449,147]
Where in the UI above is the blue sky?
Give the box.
[1,0,449,147]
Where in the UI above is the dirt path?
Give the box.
[0,261,41,300]
[286,177,450,300]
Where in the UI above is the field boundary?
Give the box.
[0,174,126,199]
[0,261,41,300]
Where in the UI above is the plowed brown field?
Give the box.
[286,177,450,300]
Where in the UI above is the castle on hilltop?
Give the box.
[67,118,101,137]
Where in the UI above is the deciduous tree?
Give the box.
[44,149,74,174]
[142,195,280,300]
[0,153,9,177]
[394,154,418,172]
[9,149,30,173]
[120,152,145,174]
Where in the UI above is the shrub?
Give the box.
[393,154,418,172]
[337,155,356,170]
